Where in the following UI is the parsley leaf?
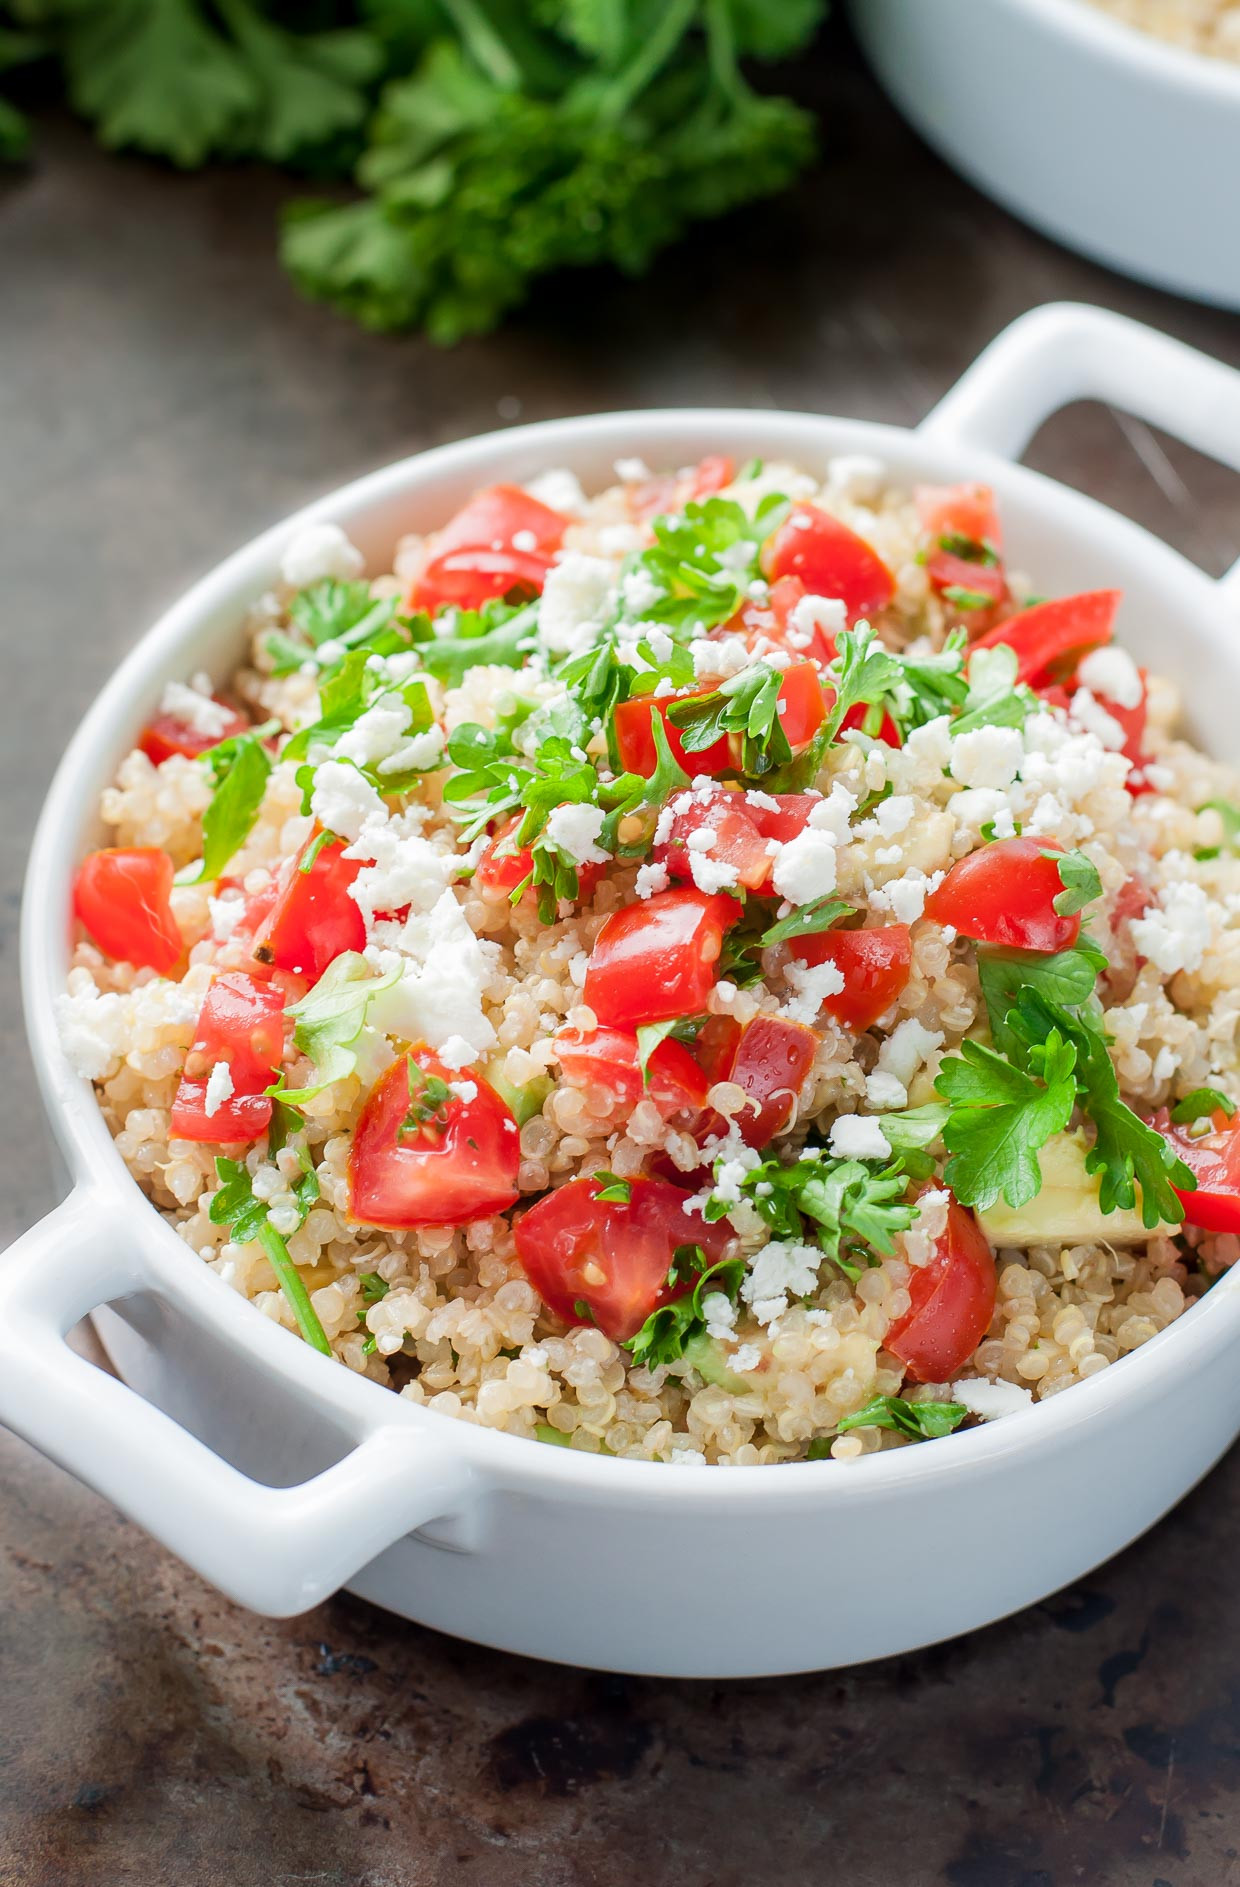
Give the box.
[179,727,273,884]
[952,644,1034,737]
[209,1153,330,1355]
[667,660,789,776]
[592,1171,631,1204]
[723,1148,917,1279]
[623,1244,745,1370]
[976,939,1108,1057]
[1171,1088,1236,1126]
[836,1395,969,1440]
[270,951,400,1103]
[401,1056,453,1136]
[1048,848,1103,917]
[268,579,407,677]
[759,897,852,948]
[935,1033,1078,1212]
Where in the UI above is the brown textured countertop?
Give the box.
[4,22,1240,1885]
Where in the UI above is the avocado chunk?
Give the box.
[977,1130,1174,1247]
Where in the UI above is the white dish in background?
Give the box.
[3,304,1240,1677]
[850,0,1240,311]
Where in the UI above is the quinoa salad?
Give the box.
[58,452,1240,1465]
[1084,0,1240,59]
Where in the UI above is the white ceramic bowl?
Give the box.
[850,0,1240,311]
[5,304,1240,1679]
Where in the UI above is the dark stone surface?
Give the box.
[3,21,1240,1885]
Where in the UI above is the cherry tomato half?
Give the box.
[915,483,1003,553]
[554,1025,709,1119]
[169,1085,275,1145]
[513,1174,732,1341]
[253,833,365,982]
[584,887,737,1029]
[170,973,287,1144]
[971,590,1121,690]
[626,454,736,521]
[791,924,912,1032]
[73,847,183,974]
[763,505,895,625]
[348,1051,520,1230]
[1154,1110,1240,1234]
[407,484,569,615]
[926,838,1079,955]
[654,786,775,893]
[700,1014,820,1150]
[613,690,733,778]
[139,700,249,765]
[886,1196,997,1383]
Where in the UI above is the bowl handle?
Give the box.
[919,302,1240,603]
[0,1186,475,1617]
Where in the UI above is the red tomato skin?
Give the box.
[185,971,286,1090]
[731,575,836,664]
[1093,668,1153,796]
[613,691,734,779]
[475,815,602,904]
[553,1026,709,1119]
[886,1198,998,1383]
[253,835,365,981]
[169,1084,273,1144]
[654,786,773,894]
[513,1175,732,1341]
[1155,1111,1240,1234]
[584,888,736,1029]
[915,483,1003,552]
[972,590,1121,689]
[763,505,895,625]
[924,548,1007,611]
[139,702,249,765]
[627,454,736,521]
[774,662,828,750]
[705,1014,821,1149]
[744,792,817,846]
[407,484,569,615]
[792,925,913,1032]
[925,838,1080,955]
[348,1053,520,1230]
[73,847,183,974]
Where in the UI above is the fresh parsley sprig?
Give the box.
[714,1147,918,1281]
[836,1395,969,1440]
[209,1151,330,1355]
[178,725,276,885]
[623,1243,746,1371]
[935,1033,1078,1212]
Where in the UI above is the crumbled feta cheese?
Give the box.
[731,1345,762,1374]
[1151,1045,1177,1084]
[1130,882,1215,975]
[621,567,663,616]
[203,1060,235,1118]
[344,811,451,926]
[772,828,838,904]
[701,1291,737,1340]
[789,593,847,645]
[525,467,586,515]
[691,633,751,680]
[874,794,915,838]
[686,827,716,853]
[437,1034,478,1070]
[366,892,497,1060]
[208,893,246,942]
[598,523,645,558]
[807,781,858,843]
[865,1071,909,1110]
[1078,645,1142,710]
[377,725,445,775]
[280,521,364,588]
[635,860,670,899]
[745,790,780,813]
[949,724,1024,790]
[614,456,653,483]
[740,1241,822,1326]
[545,801,610,866]
[783,957,846,1025]
[537,552,615,659]
[310,760,386,843]
[951,1378,1034,1420]
[449,1079,479,1104]
[1068,688,1127,751]
[334,696,414,769]
[828,1114,892,1161]
[877,1017,944,1090]
[870,867,944,925]
[55,976,128,1080]
[689,851,741,894]
[158,679,233,739]
[900,715,955,776]
[903,1186,951,1268]
[948,787,1017,842]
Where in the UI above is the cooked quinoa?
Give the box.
[58,452,1240,1465]
[1084,0,1240,59]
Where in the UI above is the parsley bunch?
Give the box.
[209,1136,330,1353]
[711,1145,919,1282]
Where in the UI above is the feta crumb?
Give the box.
[614,456,653,482]
[158,680,233,739]
[1068,688,1127,751]
[877,1017,944,1090]
[525,467,586,515]
[731,1344,762,1374]
[903,1186,951,1268]
[204,1060,235,1118]
[545,801,610,866]
[208,893,246,942]
[949,724,1024,790]
[689,851,741,894]
[772,828,838,904]
[828,1114,892,1161]
[621,567,663,616]
[741,1241,822,1326]
[950,1378,1034,1421]
[1130,882,1215,975]
[635,860,670,899]
[870,867,944,925]
[344,810,451,926]
[280,521,364,588]
[366,893,499,1062]
[537,552,615,659]
[1078,645,1142,710]
[874,794,915,838]
[310,760,386,843]
[438,1034,478,1070]
[783,957,845,1025]
[789,592,847,645]
[865,1071,909,1110]
[807,781,858,843]
[449,1079,479,1104]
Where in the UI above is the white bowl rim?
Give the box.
[999,0,1240,95]
[22,397,1240,1507]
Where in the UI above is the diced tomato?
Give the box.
[924,548,1008,616]
[514,1174,732,1341]
[627,454,736,521]
[186,972,285,1091]
[791,924,912,1032]
[971,590,1121,690]
[926,837,1079,954]
[694,1014,744,1084]
[348,1052,520,1230]
[915,483,1003,553]
[553,1026,709,1120]
[241,877,281,939]
[763,505,895,626]
[613,691,734,778]
[1097,668,1154,796]
[475,814,603,904]
[773,661,828,751]
[169,1085,274,1145]
[73,847,183,974]
[139,701,249,765]
[886,1196,997,1383]
[1111,873,1152,934]
[730,575,836,665]
[253,834,365,981]
[407,484,569,615]
[654,786,773,893]
[584,887,737,1029]
[744,792,818,846]
[700,1014,820,1149]
[1154,1110,1240,1234]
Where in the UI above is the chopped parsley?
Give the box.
[837,1395,969,1440]
[712,1146,918,1281]
[936,1032,1078,1212]
[179,727,274,885]
[623,1244,745,1370]
[209,1152,329,1356]
[1171,1088,1236,1126]
[592,1171,631,1204]
[401,1057,453,1137]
